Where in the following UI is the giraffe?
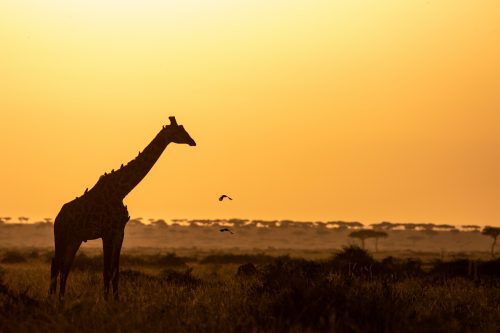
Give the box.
[49,116,196,299]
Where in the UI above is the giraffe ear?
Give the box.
[169,116,178,126]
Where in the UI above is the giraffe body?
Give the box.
[56,195,129,242]
[50,116,195,299]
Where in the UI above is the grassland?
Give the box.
[0,247,499,333]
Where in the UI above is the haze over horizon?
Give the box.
[1,1,499,227]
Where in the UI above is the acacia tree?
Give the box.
[403,223,417,230]
[482,226,500,258]
[371,221,397,231]
[18,216,29,224]
[349,229,387,251]
[372,230,388,252]
[462,225,481,232]
[346,221,364,229]
[349,230,370,249]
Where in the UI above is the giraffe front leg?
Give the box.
[102,236,113,299]
[111,229,124,301]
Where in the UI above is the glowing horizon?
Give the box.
[1,1,499,227]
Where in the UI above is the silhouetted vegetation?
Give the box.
[160,268,201,287]
[0,247,499,332]
[71,252,195,271]
[482,226,500,258]
[1,250,27,264]
[200,253,277,265]
[348,229,388,251]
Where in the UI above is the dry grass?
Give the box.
[0,247,499,332]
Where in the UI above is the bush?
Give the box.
[119,269,158,284]
[160,268,201,287]
[1,251,28,264]
[236,263,259,277]
[157,253,188,267]
[119,253,195,267]
[71,253,102,271]
[200,253,276,265]
[380,256,424,279]
[329,245,377,276]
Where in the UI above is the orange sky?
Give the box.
[1,1,499,226]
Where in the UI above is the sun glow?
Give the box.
[1,1,499,226]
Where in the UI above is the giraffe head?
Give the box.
[164,116,197,146]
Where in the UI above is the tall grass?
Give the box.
[0,247,498,332]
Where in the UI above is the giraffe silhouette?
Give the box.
[49,116,196,299]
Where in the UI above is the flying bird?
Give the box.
[219,195,233,201]
[220,228,234,234]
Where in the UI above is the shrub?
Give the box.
[71,253,102,271]
[200,253,276,265]
[119,269,158,284]
[236,263,259,278]
[329,245,377,276]
[380,256,424,279]
[160,268,201,287]
[157,253,188,267]
[479,258,500,277]
[1,251,28,264]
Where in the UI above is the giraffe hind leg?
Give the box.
[49,257,59,295]
[59,239,82,298]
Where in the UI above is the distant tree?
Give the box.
[349,229,385,250]
[18,216,29,224]
[417,223,435,231]
[482,226,500,258]
[371,221,397,230]
[43,217,53,224]
[462,225,481,232]
[331,221,349,230]
[279,220,293,228]
[372,231,388,252]
[256,220,278,228]
[3,217,11,222]
[403,223,418,230]
[228,219,249,227]
[188,219,209,226]
[407,235,424,247]
[346,221,364,229]
[315,222,328,231]
[421,229,438,237]
[128,218,145,227]
[151,219,167,228]
[434,224,456,231]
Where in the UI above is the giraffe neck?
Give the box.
[89,128,173,200]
